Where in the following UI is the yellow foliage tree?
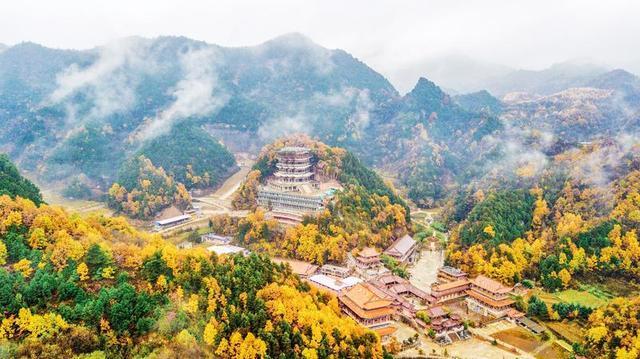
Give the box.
[13,259,33,277]
[16,308,68,339]
[0,241,6,266]
[28,227,48,249]
[558,268,572,288]
[185,294,199,315]
[77,262,89,281]
[156,274,168,291]
[483,225,496,238]
[203,317,219,346]
[101,266,115,279]
[556,213,584,239]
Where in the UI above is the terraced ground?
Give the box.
[534,342,571,359]
[532,282,614,309]
[41,189,112,216]
[491,327,543,353]
[546,322,584,344]
[554,287,611,308]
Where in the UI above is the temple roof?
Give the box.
[342,283,393,310]
[278,146,311,154]
[384,234,416,257]
[427,306,447,318]
[439,266,467,277]
[358,247,380,258]
[466,288,515,308]
[472,275,513,294]
[272,258,318,276]
[339,283,395,319]
[431,278,470,293]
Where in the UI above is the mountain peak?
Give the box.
[9,41,45,50]
[271,32,312,42]
[588,69,640,91]
[406,77,445,98]
[603,68,637,80]
[261,32,321,50]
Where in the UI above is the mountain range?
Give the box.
[0,33,638,207]
[390,54,632,96]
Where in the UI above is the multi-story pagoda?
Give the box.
[270,147,315,192]
[257,146,325,220]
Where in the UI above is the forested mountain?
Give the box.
[0,34,398,196]
[108,156,192,219]
[228,136,409,264]
[0,154,43,205]
[137,125,237,190]
[0,187,384,357]
[0,34,638,210]
[454,90,503,115]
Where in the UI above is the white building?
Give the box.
[154,214,190,230]
[320,264,352,278]
[207,244,250,256]
[307,274,363,293]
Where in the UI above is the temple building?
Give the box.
[257,147,328,222]
[272,258,318,278]
[307,274,362,294]
[354,247,381,269]
[430,279,470,304]
[369,274,435,307]
[426,306,468,344]
[384,234,419,264]
[338,283,396,337]
[437,266,468,283]
[320,264,352,278]
[465,275,515,317]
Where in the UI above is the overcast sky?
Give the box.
[2,0,639,92]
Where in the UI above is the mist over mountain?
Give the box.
[0,33,395,190]
[0,33,638,207]
[484,61,611,96]
[393,55,620,96]
[388,54,514,95]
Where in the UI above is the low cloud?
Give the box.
[257,86,374,141]
[568,133,639,188]
[480,122,553,181]
[135,46,228,142]
[257,113,313,140]
[47,37,153,122]
[256,33,335,76]
[345,89,374,139]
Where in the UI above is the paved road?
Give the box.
[193,161,254,214]
[159,162,254,235]
[409,249,445,293]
